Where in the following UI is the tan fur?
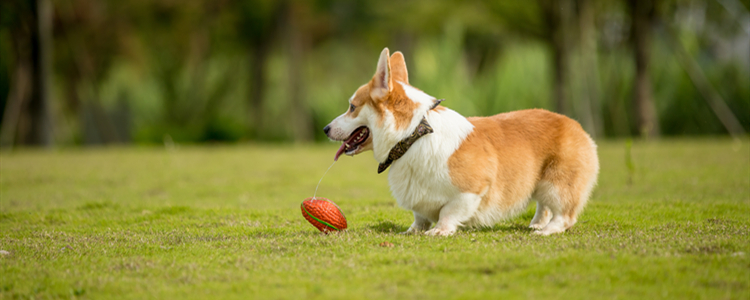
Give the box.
[448,109,598,227]
[351,50,418,130]
[349,86,376,119]
[384,82,418,129]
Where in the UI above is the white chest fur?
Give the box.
[386,108,474,222]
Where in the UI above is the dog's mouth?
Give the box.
[334,126,370,161]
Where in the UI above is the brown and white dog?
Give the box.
[324,48,599,236]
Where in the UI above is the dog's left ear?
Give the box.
[370,48,391,101]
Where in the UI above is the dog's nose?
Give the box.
[323,125,331,135]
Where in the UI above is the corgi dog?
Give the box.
[323,48,599,236]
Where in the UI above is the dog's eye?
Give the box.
[349,103,356,113]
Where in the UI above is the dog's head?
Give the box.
[324,48,441,163]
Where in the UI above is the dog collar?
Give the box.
[377,99,443,174]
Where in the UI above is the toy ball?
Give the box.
[301,197,347,233]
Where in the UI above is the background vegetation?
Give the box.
[0,0,748,147]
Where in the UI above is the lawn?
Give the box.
[1,138,749,299]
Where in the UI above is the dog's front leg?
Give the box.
[402,212,432,234]
[425,193,482,236]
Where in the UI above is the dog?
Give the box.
[324,48,599,236]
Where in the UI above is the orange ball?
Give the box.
[301,197,347,233]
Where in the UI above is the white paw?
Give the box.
[425,227,455,236]
[400,227,421,235]
[532,226,565,236]
[529,223,546,230]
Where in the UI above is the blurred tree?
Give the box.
[285,1,312,142]
[0,0,31,148]
[235,0,284,139]
[486,0,590,123]
[27,0,53,146]
[575,0,604,138]
[0,0,52,148]
[127,0,245,142]
[540,0,574,117]
[283,0,335,142]
[662,0,746,137]
[2,0,747,146]
[627,0,660,138]
[53,0,127,144]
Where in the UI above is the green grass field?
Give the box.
[1,138,749,299]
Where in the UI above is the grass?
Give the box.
[1,138,749,299]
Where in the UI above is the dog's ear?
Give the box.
[390,51,408,85]
[370,48,391,101]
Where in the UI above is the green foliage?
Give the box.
[1,139,749,298]
[1,0,749,144]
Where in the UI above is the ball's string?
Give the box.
[312,160,337,200]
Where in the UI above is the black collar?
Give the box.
[377,99,443,174]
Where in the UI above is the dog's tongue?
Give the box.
[334,143,347,161]
[334,128,366,161]
[334,131,361,161]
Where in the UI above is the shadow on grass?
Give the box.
[471,223,533,233]
[368,221,409,233]
[77,201,119,210]
[368,221,534,234]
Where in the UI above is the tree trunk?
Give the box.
[26,0,53,146]
[286,3,313,142]
[246,4,283,140]
[551,35,569,116]
[629,0,660,138]
[249,44,269,138]
[541,0,573,116]
[576,0,603,138]
[0,59,31,149]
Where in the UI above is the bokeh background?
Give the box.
[0,0,748,147]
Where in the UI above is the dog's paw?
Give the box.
[529,223,546,230]
[532,227,565,236]
[400,228,420,235]
[425,227,455,236]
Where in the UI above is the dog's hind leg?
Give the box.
[529,201,552,230]
[531,180,568,235]
[533,178,594,235]
[533,149,599,235]
[425,193,482,236]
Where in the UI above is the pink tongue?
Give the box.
[334,128,364,161]
[334,143,347,161]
